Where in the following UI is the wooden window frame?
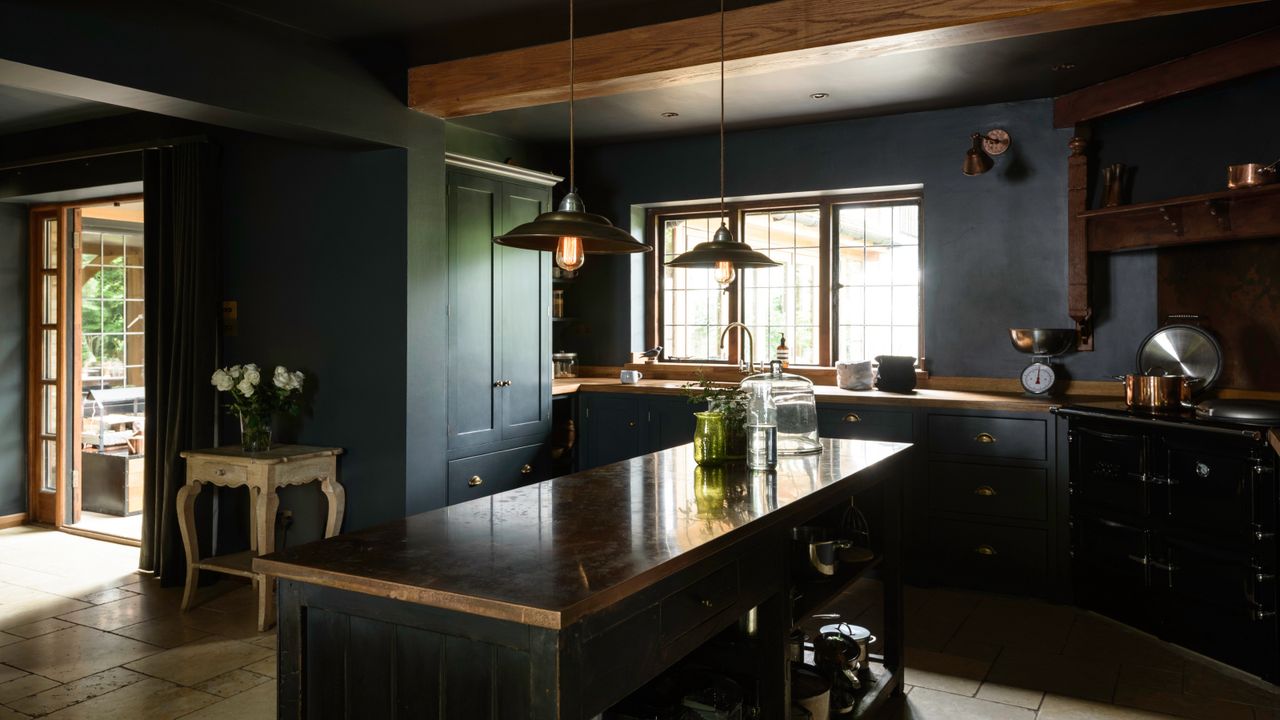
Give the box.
[646,190,923,367]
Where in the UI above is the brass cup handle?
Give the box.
[468,476,483,487]
[975,433,997,444]
[843,413,862,424]
[974,545,998,556]
[520,464,533,476]
[974,485,997,497]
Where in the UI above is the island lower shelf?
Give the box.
[258,438,913,719]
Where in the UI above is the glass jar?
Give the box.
[552,352,578,378]
[693,411,728,466]
[741,361,821,455]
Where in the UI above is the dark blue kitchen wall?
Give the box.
[445,123,564,174]
[217,130,413,538]
[0,204,26,517]
[575,98,1154,380]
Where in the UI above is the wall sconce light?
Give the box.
[963,129,1011,176]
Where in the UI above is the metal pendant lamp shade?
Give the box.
[492,0,649,268]
[665,0,778,276]
[494,191,648,254]
[665,224,778,268]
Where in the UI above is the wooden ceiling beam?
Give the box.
[408,0,1266,119]
[1054,26,1280,127]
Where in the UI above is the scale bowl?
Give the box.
[1009,328,1076,356]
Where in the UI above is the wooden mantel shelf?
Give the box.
[1081,183,1280,253]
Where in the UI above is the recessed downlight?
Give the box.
[1052,63,1077,72]
[660,111,680,118]
[809,92,830,100]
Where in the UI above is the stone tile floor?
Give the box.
[2,525,1278,719]
[0,526,273,719]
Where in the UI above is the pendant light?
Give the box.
[493,0,650,270]
[664,0,778,287]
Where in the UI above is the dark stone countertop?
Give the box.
[255,438,911,629]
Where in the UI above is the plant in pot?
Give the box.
[211,363,307,452]
[684,374,749,464]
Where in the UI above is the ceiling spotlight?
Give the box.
[963,129,1011,176]
[809,92,830,100]
[660,111,680,118]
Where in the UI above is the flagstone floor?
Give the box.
[1,525,1278,719]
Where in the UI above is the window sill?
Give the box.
[621,360,930,386]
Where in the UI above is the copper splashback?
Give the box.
[1157,238,1280,391]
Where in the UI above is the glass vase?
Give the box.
[693,411,727,466]
[239,411,273,453]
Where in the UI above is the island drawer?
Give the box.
[659,561,739,644]
[928,414,1046,461]
[818,406,913,442]
[929,461,1047,521]
[446,443,546,504]
[929,520,1047,595]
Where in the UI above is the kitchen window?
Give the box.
[648,192,921,366]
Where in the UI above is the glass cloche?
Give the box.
[741,361,821,455]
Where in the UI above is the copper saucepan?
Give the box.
[1227,160,1278,189]
[1117,374,1200,412]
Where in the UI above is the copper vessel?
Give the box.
[1227,162,1277,190]
[1120,374,1196,412]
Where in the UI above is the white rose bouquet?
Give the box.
[210,363,307,451]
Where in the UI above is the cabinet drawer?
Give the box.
[189,461,248,486]
[930,520,1046,595]
[929,414,1046,461]
[818,407,913,442]
[659,561,739,644]
[447,443,545,504]
[930,462,1047,521]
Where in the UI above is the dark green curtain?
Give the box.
[140,143,219,585]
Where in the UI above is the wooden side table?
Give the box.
[177,445,344,631]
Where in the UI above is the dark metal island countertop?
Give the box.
[257,438,913,719]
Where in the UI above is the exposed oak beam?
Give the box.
[409,0,1265,119]
[1054,26,1280,127]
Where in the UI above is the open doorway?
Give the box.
[28,197,145,543]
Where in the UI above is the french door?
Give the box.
[28,208,66,525]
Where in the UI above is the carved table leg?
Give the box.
[255,487,280,631]
[320,473,346,538]
[176,480,203,611]
[248,488,257,553]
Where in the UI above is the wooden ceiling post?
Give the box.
[1067,132,1093,351]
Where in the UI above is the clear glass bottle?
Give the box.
[741,360,821,455]
[746,382,777,469]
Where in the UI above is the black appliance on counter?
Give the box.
[1057,402,1279,682]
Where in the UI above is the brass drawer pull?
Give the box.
[974,545,997,556]
[975,433,997,444]
[468,476,483,487]
[520,464,533,476]
[974,485,997,497]
[843,413,862,424]
[628,421,636,428]
[699,598,715,609]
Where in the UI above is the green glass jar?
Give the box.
[693,411,728,466]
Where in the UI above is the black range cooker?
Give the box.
[1056,401,1280,682]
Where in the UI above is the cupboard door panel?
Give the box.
[583,396,643,470]
[448,174,501,451]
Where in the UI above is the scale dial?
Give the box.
[1020,361,1057,395]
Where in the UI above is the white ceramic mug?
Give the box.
[620,369,643,384]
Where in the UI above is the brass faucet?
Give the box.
[718,322,756,374]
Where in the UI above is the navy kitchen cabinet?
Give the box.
[578,393,704,470]
[445,159,558,504]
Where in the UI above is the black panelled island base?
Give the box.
[254,438,912,719]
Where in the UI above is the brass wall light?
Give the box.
[494,0,651,271]
[665,0,779,287]
[962,129,1011,176]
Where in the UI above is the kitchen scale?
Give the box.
[1009,328,1076,396]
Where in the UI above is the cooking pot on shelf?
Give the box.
[1121,317,1222,412]
[1117,373,1200,412]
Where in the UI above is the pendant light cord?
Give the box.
[719,0,725,224]
[569,0,576,193]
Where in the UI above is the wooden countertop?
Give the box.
[557,377,1113,412]
[255,438,910,630]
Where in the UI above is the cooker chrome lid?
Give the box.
[1195,399,1280,426]
[1137,324,1223,393]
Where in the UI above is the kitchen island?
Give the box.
[256,437,913,719]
